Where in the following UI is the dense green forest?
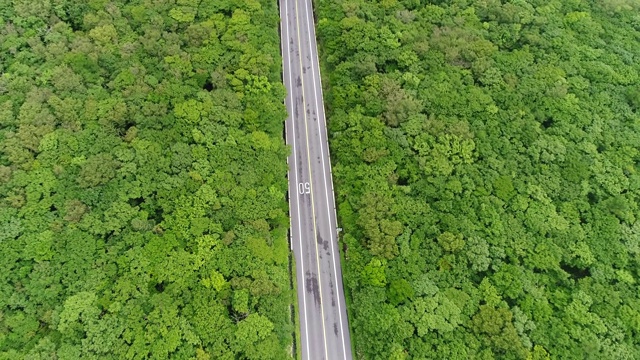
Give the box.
[0,0,293,359]
[316,0,640,358]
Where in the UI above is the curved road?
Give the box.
[279,0,353,359]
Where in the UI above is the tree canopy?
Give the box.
[0,0,293,358]
[316,0,640,358]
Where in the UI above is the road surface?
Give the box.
[279,0,353,358]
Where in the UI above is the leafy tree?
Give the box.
[387,279,414,306]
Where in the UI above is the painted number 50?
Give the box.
[298,182,310,195]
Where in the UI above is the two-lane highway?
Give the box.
[279,0,352,358]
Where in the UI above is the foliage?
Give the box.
[0,0,292,358]
[316,0,640,358]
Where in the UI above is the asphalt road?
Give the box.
[279,0,353,358]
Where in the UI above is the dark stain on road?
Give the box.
[330,280,336,307]
[296,76,302,88]
[329,278,336,306]
[306,271,321,305]
[317,230,323,244]
[334,323,339,336]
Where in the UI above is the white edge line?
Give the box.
[302,0,348,358]
[282,1,311,358]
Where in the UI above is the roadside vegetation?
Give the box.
[0,1,293,358]
[316,0,640,358]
